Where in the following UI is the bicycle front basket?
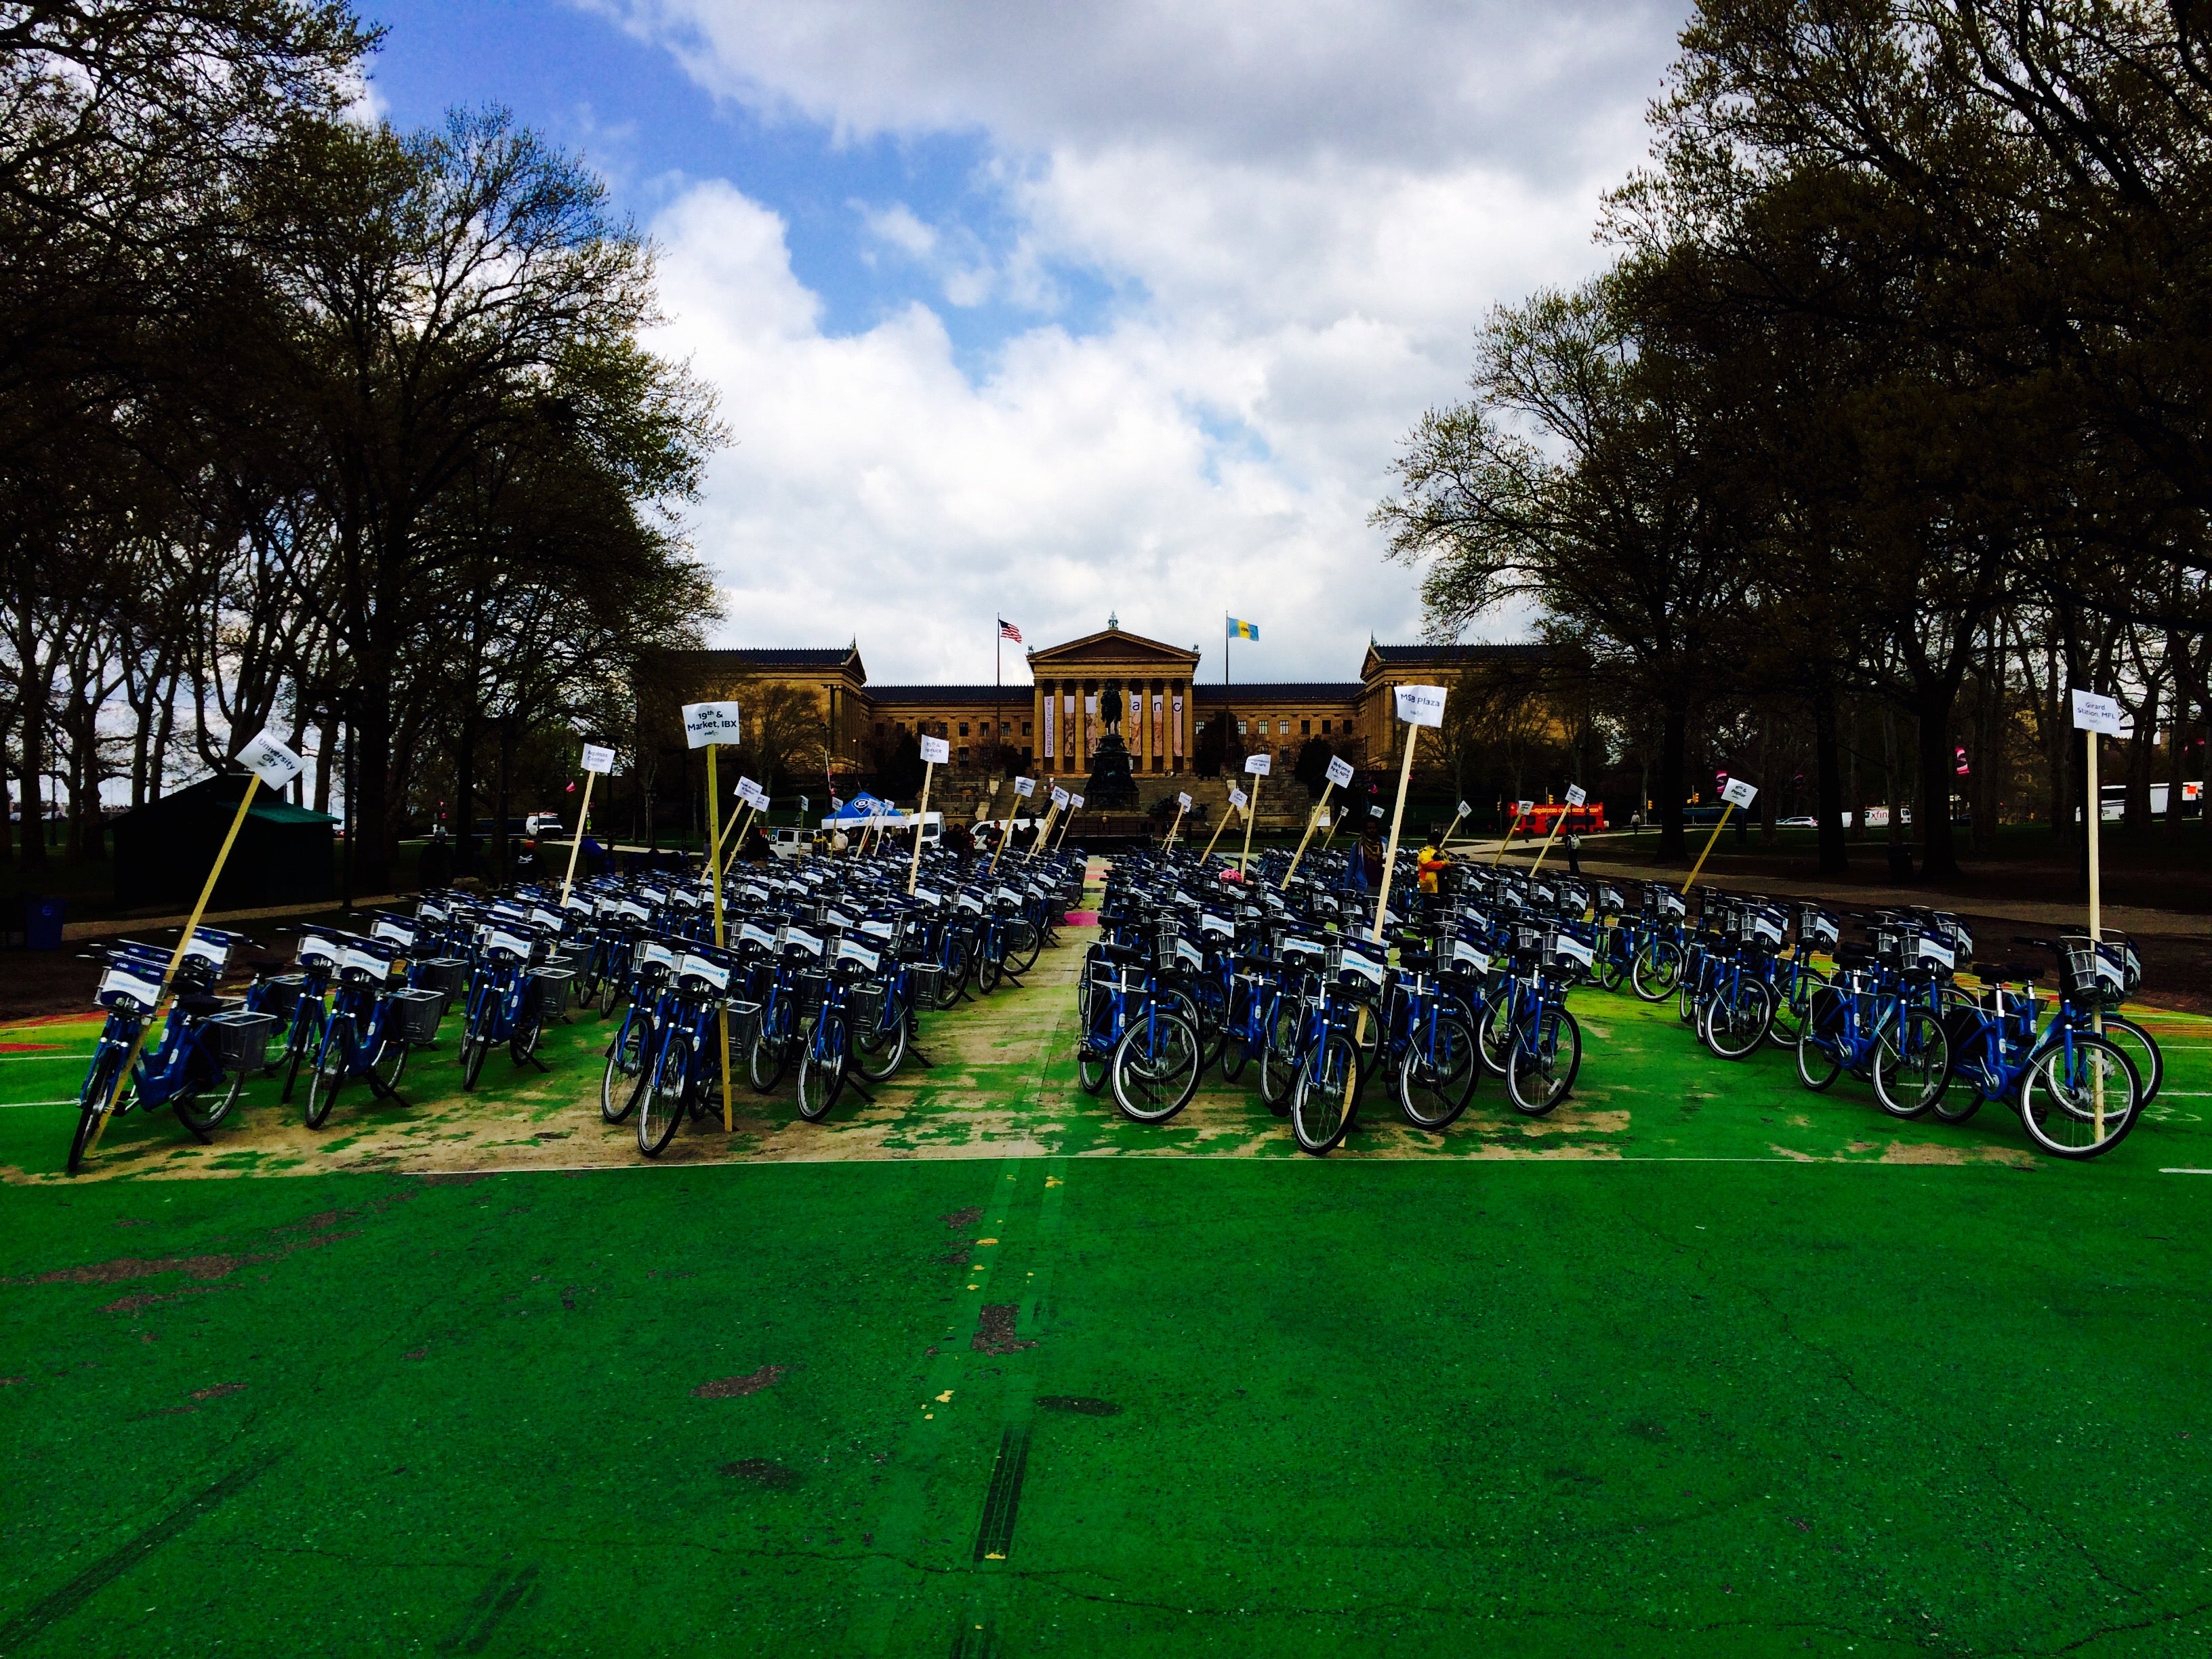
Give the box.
[201,1008,279,1071]
[794,967,830,1012]
[724,999,762,1051]
[414,956,469,996]
[905,962,945,1006]
[527,967,576,1017]
[848,981,887,1030]
[389,987,446,1045]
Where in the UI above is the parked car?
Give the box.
[1777,815,1816,827]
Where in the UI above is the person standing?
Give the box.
[1565,828,1582,876]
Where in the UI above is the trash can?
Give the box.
[26,897,65,951]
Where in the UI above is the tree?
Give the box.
[1376,279,1755,859]
[1292,736,1334,799]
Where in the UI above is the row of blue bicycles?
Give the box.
[1071,846,2158,1160]
[1075,847,1597,1154]
[71,844,1086,1169]
[588,851,1083,1155]
[1597,882,2156,1157]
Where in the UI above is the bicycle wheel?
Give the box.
[371,1032,409,1093]
[304,1036,347,1129]
[2098,1017,2163,1105]
[174,1071,244,1136]
[1594,941,1628,994]
[1007,918,1042,974]
[1506,1006,1582,1116]
[638,1032,690,1156]
[601,1015,651,1123]
[460,1019,490,1091]
[938,938,972,1007]
[1769,966,1824,1046]
[1700,980,1773,1061]
[2019,1036,2139,1158]
[1187,975,1229,1073]
[1870,1007,1950,1119]
[1111,1010,1200,1124]
[1476,998,1514,1076]
[1290,1032,1358,1154]
[1256,1000,1298,1116]
[509,1014,541,1069]
[1630,941,1680,1002]
[796,1012,850,1122]
[68,1049,123,1174]
[280,1032,309,1103]
[854,1004,908,1083]
[1794,1023,1842,1092]
[1398,1010,1477,1130]
[977,943,1003,996]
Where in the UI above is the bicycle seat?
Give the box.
[246,956,293,977]
[178,993,231,1019]
[1973,962,2039,983]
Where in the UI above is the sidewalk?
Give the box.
[1445,836,2211,941]
[59,895,404,945]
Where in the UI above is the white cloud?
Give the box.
[617,3,1687,680]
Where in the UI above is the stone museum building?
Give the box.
[669,618,1545,781]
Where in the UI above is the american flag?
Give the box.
[998,618,1023,642]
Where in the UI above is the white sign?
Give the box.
[1014,775,1036,797]
[737,774,760,800]
[238,729,305,790]
[1177,791,1193,810]
[918,734,951,766]
[1051,786,1071,808]
[1229,787,1249,809]
[682,701,743,748]
[1456,798,1473,819]
[2070,688,2124,736]
[1721,777,1759,809]
[740,782,769,810]
[1069,794,1084,809]
[1326,756,1355,790]
[581,742,615,775]
[1516,800,1534,815]
[1565,784,1588,807]
[1244,753,1271,777]
[1393,683,1447,727]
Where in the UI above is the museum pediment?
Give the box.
[1029,626,1202,671]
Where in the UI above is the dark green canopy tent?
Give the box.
[111,773,337,910]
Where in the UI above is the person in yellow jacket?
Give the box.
[1417,827,1454,900]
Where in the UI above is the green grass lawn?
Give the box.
[3,963,2210,1654]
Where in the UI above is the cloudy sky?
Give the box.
[364,1,1691,684]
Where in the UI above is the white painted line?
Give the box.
[2160,1168,2212,1174]
[1,1099,82,1109]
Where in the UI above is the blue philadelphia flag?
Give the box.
[1226,617,1258,640]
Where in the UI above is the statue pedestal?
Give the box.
[1085,735,1139,809]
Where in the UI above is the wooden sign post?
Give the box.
[1029,788,1064,858]
[1239,754,1269,874]
[1053,792,1083,852]
[909,734,949,895]
[1439,796,1472,848]
[994,778,1034,874]
[2073,688,2126,1135]
[1681,777,1757,895]
[1201,790,1245,862]
[682,701,743,1131]
[1345,687,1446,1116]
[1164,790,1190,849]
[87,731,304,1160]
[1528,785,1587,877]
[561,742,616,904]
[1284,756,1355,888]
[1493,800,1532,866]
